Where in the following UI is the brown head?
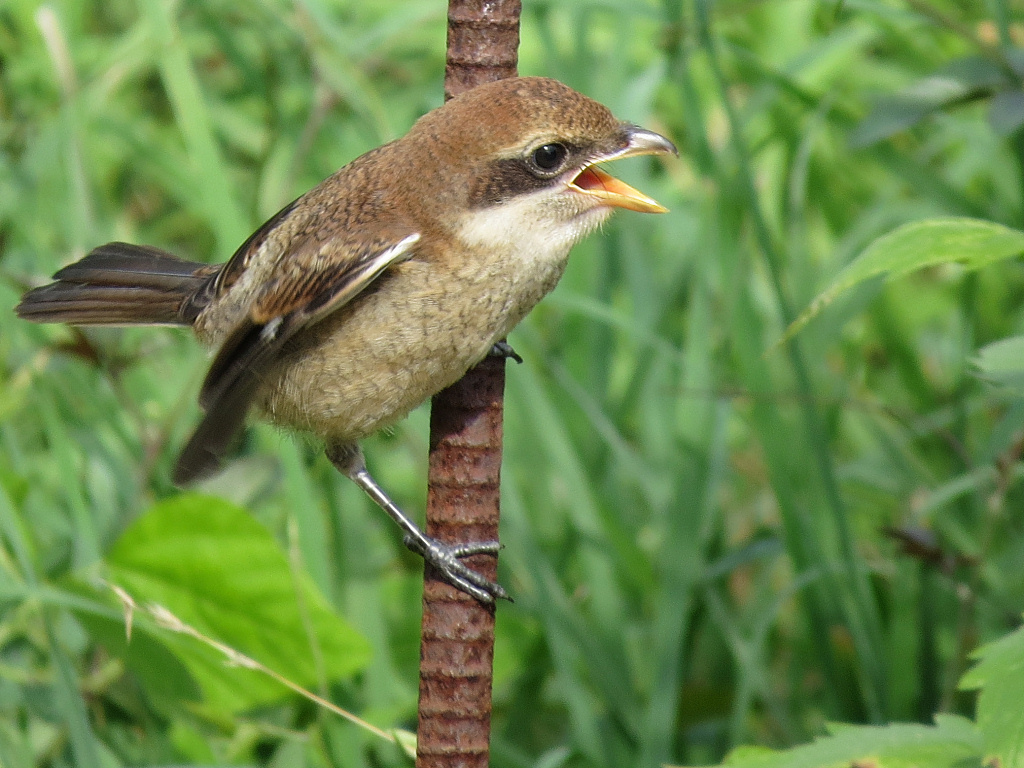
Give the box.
[391,77,676,242]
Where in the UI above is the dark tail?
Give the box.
[16,242,218,326]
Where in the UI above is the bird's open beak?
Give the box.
[569,126,677,214]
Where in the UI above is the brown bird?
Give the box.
[16,77,675,602]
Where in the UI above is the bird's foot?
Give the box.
[403,534,510,604]
[329,442,511,605]
[489,340,523,364]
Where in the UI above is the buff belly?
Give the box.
[252,254,566,444]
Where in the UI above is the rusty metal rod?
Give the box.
[415,1,522,766]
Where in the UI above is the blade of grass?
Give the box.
[142,1,249,253]
[45,616,103,768]
[507,363,626,628]
[693,0,886,720]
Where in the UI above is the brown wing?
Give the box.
[213,197,301,298]
[172,230,420,485]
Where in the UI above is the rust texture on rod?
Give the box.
[416,1,522,766]
[444,0,522,101]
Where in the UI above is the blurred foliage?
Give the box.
[2,0,1024,766]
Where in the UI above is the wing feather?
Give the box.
[174,231,420,484]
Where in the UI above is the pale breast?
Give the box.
[253,246,569,443]
[197,182,602,444]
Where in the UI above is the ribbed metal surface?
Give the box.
[418,353,507,768]
[444,0,521,101]
[417,4,520,763]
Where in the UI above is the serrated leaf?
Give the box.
[393,729,417,760]
[670,716,981,767]
[960,621,1024,767]
[972,336,1024,391]
[106,494,371,711]
[784,218,1024,342]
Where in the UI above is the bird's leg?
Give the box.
[327,442,509,604]
[488,340,523,364]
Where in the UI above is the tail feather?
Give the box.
[16,242,218,326]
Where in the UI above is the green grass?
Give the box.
[2,0,1024,766]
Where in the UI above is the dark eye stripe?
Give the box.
[468,143,585,208]
[469,159,553,207]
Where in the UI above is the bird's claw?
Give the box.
[403,534,510,604]
[489,341,523,364]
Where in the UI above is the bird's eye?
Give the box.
[530,143,568,174]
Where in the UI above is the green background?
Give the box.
[2,0,1024,766]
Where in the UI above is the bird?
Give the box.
[16,77,676,603]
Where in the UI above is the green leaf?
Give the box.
[393,728,417,760]
[973,336,1024,391]
[991,90,1024,136]
[960,621,1024,766]
[785,218,1024,342]
[850,55,1008,147]
[106,494,371,712]
[675,715,982,767]
[74,606,201,716]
